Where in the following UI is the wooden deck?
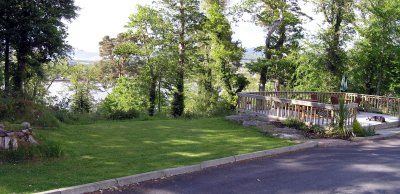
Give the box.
[237,91,400,128]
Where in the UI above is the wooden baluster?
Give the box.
[252,98,255,112]
[239,96,241,111]
[313,107,317,125]
[398,99,400,115]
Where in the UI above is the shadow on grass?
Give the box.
[0,117,293,193]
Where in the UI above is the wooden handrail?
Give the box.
[236,91,398,128]
[239,91,400,115]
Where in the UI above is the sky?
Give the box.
[66,0,323,57]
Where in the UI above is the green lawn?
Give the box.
[0,117,294,193]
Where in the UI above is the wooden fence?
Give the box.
[236,91,399,128]
[242,91,400,115]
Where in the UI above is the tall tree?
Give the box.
[236,0,304,91]
[348,0,400,95]
[0,0,18,95]
[0,0,78,97]
[126,5,173,116]
[312,0,355,77]
[159,0,204,117]
[98,33,138,79]
[203,0,248,109]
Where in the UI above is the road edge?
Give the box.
[352,130,400,142]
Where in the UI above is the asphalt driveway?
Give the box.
[96,136,400,194]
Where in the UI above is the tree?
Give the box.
[98,33,139,79]
[0,0,17,95]
[126,5,173,116]
[0,0,78,97]
[69,64,97,113]
[235,0,304,91]
[348,0,400,95]
[312,0,355,77]
[203,0,248,109]
[159,0,204,117]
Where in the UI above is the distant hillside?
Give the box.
[242,47,263,63]
[69,49,100,65]
[68,48,261,65]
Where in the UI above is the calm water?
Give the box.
[47,80,111,105]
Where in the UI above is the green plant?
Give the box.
[310,125,324,134]
[35,109,60,128]
[364,125,376,136]
[283,119,309,131]
[107,109,139,120]
[332,97,352,137]
[352,118,364,136]
[37,140,64,158]
[71,88,93,113]
[0,137,63,163]
[101,77,147,119]
[350,118,377,137]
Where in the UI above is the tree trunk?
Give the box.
[172,70,185,117]
[4,35,10,95]
[260,9,283,92]
[172,0,186,117]
[14,50,28,96]
[259,66,268,92]
[158,72,162,113]
[148,67,157,116]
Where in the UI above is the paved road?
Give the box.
[99,136,400,194]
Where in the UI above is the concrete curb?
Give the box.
[370,121,400,130]
[352,131,400,142]
[36,142,318,194]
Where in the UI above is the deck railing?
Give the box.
[237,91,400,127]
[241,91,400,115]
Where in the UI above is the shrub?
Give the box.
[37,140,63,158]
[34,109,60,128]
[0,137,63,163]
[352,119,375,137]
[52,109,104,125]
[107,109,139,120]
[0,144,35,162]
[101,77,147,120]
[364,126,376,137]
[283,119,309,131]
[352,119,364,136]
[310,125,324,134]
[71,87,93,113]
[0,97,60,128]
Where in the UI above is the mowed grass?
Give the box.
[0,117,294,193]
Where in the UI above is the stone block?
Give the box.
[116,171,165,187]
[163,164,201,177]
[200,156,235,169]
[234,151,266,162]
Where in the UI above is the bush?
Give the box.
[352,119,375,137]
[0,97,60,128]
[35,109,60,128]
[107,109,139,120]
[37,140,63,158]
[71,88,93,113]
[0,137,63,163]
[310,125,324,134]
[352,119,364,136]
[283,119,309,131]
[52,109,104,125]
[364,126,376,136]
[100,77,147,120]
